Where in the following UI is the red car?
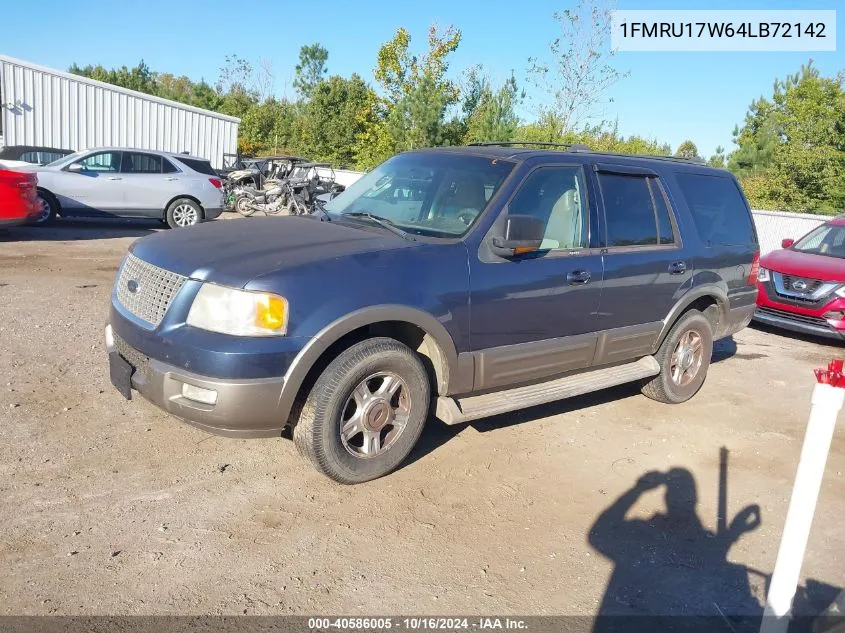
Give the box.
[755,216,845,340]
[0,168,40,227]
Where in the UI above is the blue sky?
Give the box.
[3,0,842,157]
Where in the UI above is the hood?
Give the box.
[130,216,416,288]
[761,247,845,282]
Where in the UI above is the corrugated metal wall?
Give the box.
[752,210,829,255]
[0,56,239,169]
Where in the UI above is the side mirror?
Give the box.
[781,238,795,249]
[490,214,545,257]
[67,163,83,173]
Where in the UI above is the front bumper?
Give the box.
[106,324,287,438]
[755,283,845,341]
[753,307,845,341]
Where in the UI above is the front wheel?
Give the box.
[165,198,203,228]
[641,310,713,404]
[32,189,58,225]
[293,337,431,484]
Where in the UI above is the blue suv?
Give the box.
[106,144,760,483]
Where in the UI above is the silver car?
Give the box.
[28,148,224,228]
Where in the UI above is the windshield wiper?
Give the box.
[341,211,416,241]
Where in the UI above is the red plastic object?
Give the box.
[208,178,223,189]
[814,359,845,387]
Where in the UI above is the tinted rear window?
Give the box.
[675,173,757,246]
[178,157,217,175]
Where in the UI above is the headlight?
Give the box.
[758,267,770,283]
[187,284,288,336]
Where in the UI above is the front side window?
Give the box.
[325,153,515,238]
[75,151,121,173]
[508,166,588,250]
[122,152,163,174]
[792,224,845,259]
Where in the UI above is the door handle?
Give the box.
[108,176,122,181]
[567,270,592,285]
[166,177,178,181]
[669,261,688,275]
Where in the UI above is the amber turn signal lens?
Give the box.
[255,295,287,331]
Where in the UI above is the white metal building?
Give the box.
[0,55,239,169]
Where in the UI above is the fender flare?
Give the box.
[278,305,460,420]
[657,286,730,346]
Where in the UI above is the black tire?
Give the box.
[165,198,203,229]
[234,195,256,217]
[32,189,58,225]
[293,337,431,484]
[641,310,713,404]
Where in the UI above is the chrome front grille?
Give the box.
[115,253,187,326]
[771,271,837,306]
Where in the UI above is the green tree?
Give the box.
[374,24,462,150]
[675,140,699,159]
[709,146,727,168]
[70,60,157,95]
[295,74,379,168]
[527,0,628,134]
[731,62,845,213]
[463,72,523,144]
[293,43,329,99]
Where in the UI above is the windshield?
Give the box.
[324,152,515,238]
[792,223,845,259]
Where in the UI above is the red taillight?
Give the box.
[0,170,36,195]
[208,178,223,189]
[748,251,761,285]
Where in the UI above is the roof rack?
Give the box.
[467,141,591,150]
[466,142,708,165]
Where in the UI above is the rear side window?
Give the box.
[122,152,162,174]
[178,157,217,175]
[598,173,677,247]
[675,173,757,246]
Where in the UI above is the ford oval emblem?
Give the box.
[792,280,808,291]
[127,279,140,294]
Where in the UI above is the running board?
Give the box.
[435,356,661,425]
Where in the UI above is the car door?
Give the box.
[590,164,690,364]
[119,152,182,217]
[56,150,125,215]
[469,164,605,391]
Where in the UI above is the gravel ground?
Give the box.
[1,216,843,619]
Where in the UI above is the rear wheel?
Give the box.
[165,198,203,228]
[293,337,430,484]
[32,189,58,225]
[641,310,713,404]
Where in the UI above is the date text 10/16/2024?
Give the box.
[308,618,528,630]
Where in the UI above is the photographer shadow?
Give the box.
[589,467,763,632]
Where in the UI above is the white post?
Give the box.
[760,361,845,633]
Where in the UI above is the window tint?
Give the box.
[599,173,659,247]
[19,151,39,163]
[508,167,588,249]
[162,159,178,174]
[178,157,217,175]
[649,179,676,245]
[675,173,757,246]
[123,152,162,174]
[76,151,121,172]
[40,152,66,164]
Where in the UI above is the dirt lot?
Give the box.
[1,216,844,619]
